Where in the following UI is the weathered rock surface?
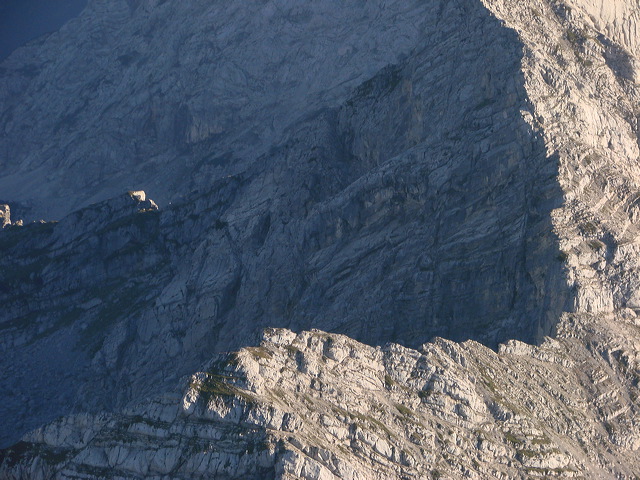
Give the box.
[3,324,639,479]
[0,0,566,446]
[0,204,10,228]
[2,0,640,477]
[0,0,505,221]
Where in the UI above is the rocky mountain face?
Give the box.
[1,0,640,477]
[3,320,640,479]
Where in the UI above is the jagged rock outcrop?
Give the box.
[2,0,640,476]
[2,322,639,479]
[0,204,10,228]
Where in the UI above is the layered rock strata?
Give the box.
[0,0,572,445]
[1,0,640,476]
[2,323,639,479]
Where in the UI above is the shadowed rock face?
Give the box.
[0,0,572,450]
[0,0,575,448]
[0,0,562,223]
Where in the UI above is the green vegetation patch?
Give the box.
[331,405,395,439]
[395,403,414,417]
[191,365,256,405]
[516,448,539,459]
[504,432,523,445]
[525,466,576,475]
[285,344,301,355]
[418,383,436,399]
[531,434,552,445]
[245,346,272,361]
[587,239,605,251]
[581,221,598,235]
[384,374,396,389]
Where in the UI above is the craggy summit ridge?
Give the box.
[2,0,640,477]
[4,324,640,479]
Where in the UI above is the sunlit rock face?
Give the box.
[3,323,640,479]
[0,204,10,227]
[565,0,640,59]
[2,0,640,476]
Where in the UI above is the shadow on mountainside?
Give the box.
[0,0,571,448]
[208,0,571,351]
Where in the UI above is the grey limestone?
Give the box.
[2,0,640,477]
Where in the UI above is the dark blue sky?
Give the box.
[0,0,87,61]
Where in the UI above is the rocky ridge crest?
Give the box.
[3,320,640,479]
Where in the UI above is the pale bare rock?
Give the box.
[0,204,9,228]
[2,324,639,479]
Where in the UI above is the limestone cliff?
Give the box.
[1,0,640,477]
[3,323,640,479]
